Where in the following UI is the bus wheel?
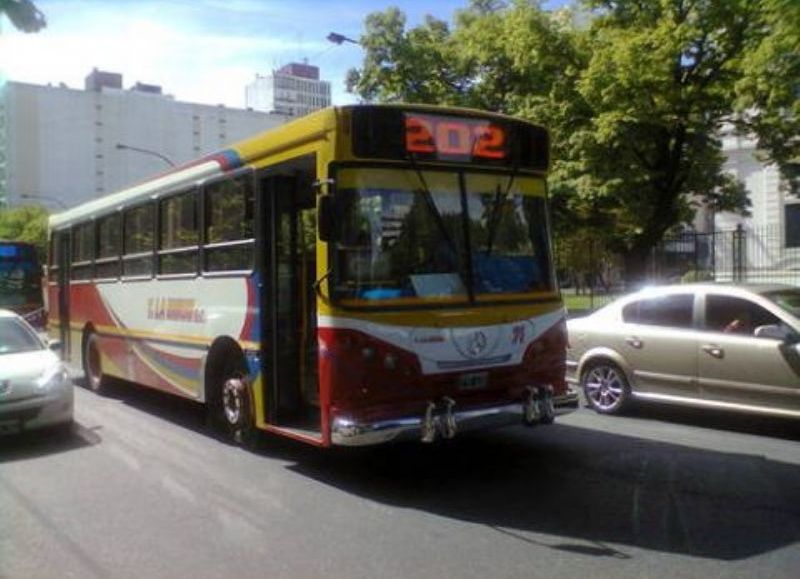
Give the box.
[212,359,257,448]
[82,332,106,394]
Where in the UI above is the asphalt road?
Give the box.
[1,378,799,579]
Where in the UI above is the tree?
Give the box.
[0,0,46,32]
[734,0,800,194]
[569,0,757,282]
[0,205,49,262]
[346,0,794,284]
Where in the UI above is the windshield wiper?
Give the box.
[485,170,518,256]
[407,154,464,277]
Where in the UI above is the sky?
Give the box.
[0,0,493,108]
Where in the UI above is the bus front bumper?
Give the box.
[331,388,579,446]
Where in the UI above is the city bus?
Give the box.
[1,241,45,329]
[47,104,577,447]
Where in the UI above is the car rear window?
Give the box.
[622,294,694,328]
[0,317,43,355]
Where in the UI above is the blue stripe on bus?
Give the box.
[209,149,243,171]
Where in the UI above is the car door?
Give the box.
[611,292,699,397]
[697,293,800,413]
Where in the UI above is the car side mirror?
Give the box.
[753,324,791,341]
[318,194,337,242]
[48,339,62,352]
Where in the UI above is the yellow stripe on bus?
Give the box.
[66,321,260,352]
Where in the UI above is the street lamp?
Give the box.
[327,32,360,46]
[20,193,68,209]
[116,143,176,167]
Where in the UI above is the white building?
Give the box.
[0,69,289,211]
[714,129,800,278]
[245,62,331,117]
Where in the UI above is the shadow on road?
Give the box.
[284,424,800,562]
[0,421,101,463]
[71,376,800,562]
[622,403,800,441]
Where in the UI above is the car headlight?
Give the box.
[37,364,70,391]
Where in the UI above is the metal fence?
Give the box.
[556,224,800,313]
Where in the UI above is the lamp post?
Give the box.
[116,143,176,167]
[20,193,68,210]
[327,32,360,46]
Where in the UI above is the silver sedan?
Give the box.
[566,284,800,419]
[0,309,73,434]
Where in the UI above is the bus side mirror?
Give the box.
[318,194,337,242]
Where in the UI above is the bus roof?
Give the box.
[49,104,546,230]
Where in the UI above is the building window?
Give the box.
[786,204,800,248]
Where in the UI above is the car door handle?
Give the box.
[702,344,724,359]
[625,337,643,349]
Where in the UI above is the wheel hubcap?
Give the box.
[222,378,244,425]
[585,366,623,410]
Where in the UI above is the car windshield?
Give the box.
[331,166,554,306]
[762,289,800,318]
[0,317,43,355]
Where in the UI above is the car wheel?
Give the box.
[581,361,631,415]
[82,332,106,394]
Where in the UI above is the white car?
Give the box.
[0,309,73,434]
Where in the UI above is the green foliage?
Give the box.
[346,0,794,283]
[734,0,800,195]
[680,269,713,283]
[0,205,49,261]
[0,0,45,32]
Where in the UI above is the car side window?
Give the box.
[705,295,781,337]
[622,294,694,329]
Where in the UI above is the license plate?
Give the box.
[458,372,488,391]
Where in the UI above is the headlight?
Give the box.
[36,364,70,391]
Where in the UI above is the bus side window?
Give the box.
[123,203,155,278]
[204,176,255,272]
[95,213,121,280]
[158,190,199,275]
[71,222,94,281]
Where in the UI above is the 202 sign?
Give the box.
[404,114,507,160]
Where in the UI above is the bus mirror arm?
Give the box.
[313,269,332,305]
[318,194,337,242]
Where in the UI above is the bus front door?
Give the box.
[262,162,319,436]
[56,231,71,361]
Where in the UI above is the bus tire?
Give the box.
[209,355,257,448]
[82,331,106,394]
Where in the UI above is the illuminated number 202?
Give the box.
[405,115,507,159]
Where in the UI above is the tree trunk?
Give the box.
[623,248,651,290]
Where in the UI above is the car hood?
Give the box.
[0,350,61,402]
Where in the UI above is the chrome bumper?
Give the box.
[331,388,579,446]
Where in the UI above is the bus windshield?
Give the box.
[0,245,42,309]
[332,166,554,305]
